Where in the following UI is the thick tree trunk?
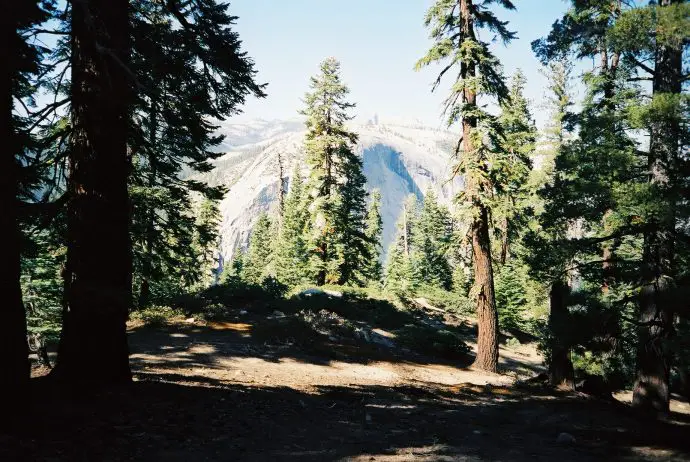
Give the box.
[471,206,499,372]
[1,9,30,413]
[549,279,575,390]
[54,0,132,384]
[632,0,682,415]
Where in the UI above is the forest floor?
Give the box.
[6,294,690,461]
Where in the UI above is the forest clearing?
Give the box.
[6,0,690,460]
[8,291,690,461]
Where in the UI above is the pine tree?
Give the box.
[130,0,265,306]
[275,165,309,287]
[334,140,371,285]
[530,0,644,391]
[3,0,52,412]
[55,0,133,384]
[191,199,222,289]
[495,260,528,331]
[609,0,689,414]
[523,59,577,390]
[495,70,537,265]
[301,58,368,286]
[384,195,419,293]
[414,189,453,290]
[364,189,384,284]
[242,213,275,285]
[416,0,517,372]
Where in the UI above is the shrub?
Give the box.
[415,284,473,316]
[131,305,184,327]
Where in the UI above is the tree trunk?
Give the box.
[1,8,30,414]
[459,0,499,373]
[53,0,132,384]
[549,279,575,390]
[632,0,682,415]
[499,216,509,265]
[471,206,499,372]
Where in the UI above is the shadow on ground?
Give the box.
[3,373,689,461]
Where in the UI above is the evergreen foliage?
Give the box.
[363,189,384,284]
[242,213,275,285]
[416,0,519,372]
[384,195,420,294]
[301,58,370,286]
[129,0,265,307]
[414,189,453,290]
[274,165,310,287]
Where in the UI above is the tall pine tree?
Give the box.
[3,0,53,413]
[416,0,518,372]
[302,58,369,286]
[130,0,265,306]
[610,0,689,414]
[55,0,133,384]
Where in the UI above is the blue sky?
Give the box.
[228,0,577,129]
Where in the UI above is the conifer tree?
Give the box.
[609,0,689,414]
[130,0,265,306]
[3,0,52,410]
[384,195,419,293]
[416,0,517,372]
[495,70,537,265]
[301,58,368,286]
[530,0,644,391]
[335,142,371,285]
[190,199,222,288]
[414,189,453,290]
[242,213,275,285]
[364,189,384,284]
[275,165,309,287]
[55,0,133,384]
[523,59,577,389]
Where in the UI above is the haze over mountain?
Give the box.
[199,118,463,263]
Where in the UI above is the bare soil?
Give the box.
[5,310,690,461]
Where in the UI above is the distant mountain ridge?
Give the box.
[198,118,463,262]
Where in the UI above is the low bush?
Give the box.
[130,305,184,327]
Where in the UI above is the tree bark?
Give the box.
[459,0,499,372]
[1,7,30,415]
[548,279,575,390]
[632,0,682,415]
[53,0,132,384]
[471,206,499,372]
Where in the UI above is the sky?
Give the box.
[227,0,578,130]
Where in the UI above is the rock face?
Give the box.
[198,118,462,263]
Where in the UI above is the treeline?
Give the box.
[6,0,263,404]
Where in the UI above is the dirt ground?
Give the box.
[4,311,690,461]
